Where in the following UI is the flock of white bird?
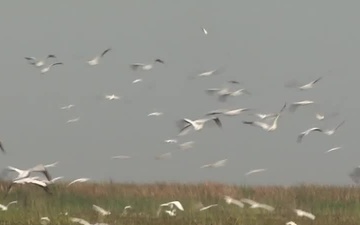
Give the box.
[0,27,347,225]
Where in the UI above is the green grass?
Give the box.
[0,182,360,225]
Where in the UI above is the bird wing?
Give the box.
[211,117,222,128]
[311,76,322,84]
[231,199,244,208]
[259,203,274,211]
[297,133,306,143]
[205,89,221,95]
[334,120,345,131]
[130,63,145,70]
[7,201,17,207]
[93,204,108,215]
[32,164,52,181]
[170,201,184,211]
[101,48,111,58]
[7,166,23,175]
[240,198,258,206]
[251,121,270,130]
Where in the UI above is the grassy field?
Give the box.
[0,182,359,225]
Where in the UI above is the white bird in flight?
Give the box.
[294,208,316,220]
[201,159,228,168]
[160,201,184,211]
[289,100,315,112]
[297,127,323,143]
[7,164,52,181]
[25,55,56,67]
[322,120,345,135]
[66,117,80,123]
[69,217,92,225]
[92,204,111,216]
[241,198,275,211]
[245,168,267,176]
[6,177,51,196]
[286,221,298,225]
[206,108,251,116]
[178,117,222,136]
[224,196,244,208]
[148,112,163,116]
[111,155,132,159]
[25,55,54,67]
[130,59,164,71]
[164,139,177,144]
[325,146,342,153]
[243,103,286,132]
[202,27,208,35]
[178,141,195,151]
[286,77,322,90]
[40,62,63,74]
[199,204,218,211]
[87,48,111,66]
[105,94,120,100]
[61,104,75,110]
[67,178,90,187]
[0,201,17,211]
[132,78,143,84]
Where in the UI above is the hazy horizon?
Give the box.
[0,1,359,186]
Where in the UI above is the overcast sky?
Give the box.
[0,1,358,185]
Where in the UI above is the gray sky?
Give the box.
[0,1,358,185]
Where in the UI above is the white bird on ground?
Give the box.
[164,209,177,216]
[121,205,132,216]
[297,127,323,143]
[241,198,275,211]
[286,221,298,225]
[61,104,75,110]
[7,164,52,181]
[243,103,286,132]
[105,94,120,100]
[40,62,63,74]
[164,139,177,144]
[130,59,164,71]
[25,55,56,67]
[322,120,345,135]
[66,117,80,123]
[325,146,342,153]
[87,48,111,66]
[178,117,222,136]
[206,108,252,116]
[201,27,208,35]
[0,201,17,211]
[201,159,228,168]
[199,204,218,211]
[178,141,195,151]
[111,155,132,159]
[224,196,244,208]
[245,168,267,176]
[70,217,92,225]
[148,112,163,116]
[40,217,50,225]
[289,100,315,112]
[294,209,316,220]
[67,178,90,187]
[92,204,111,216]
